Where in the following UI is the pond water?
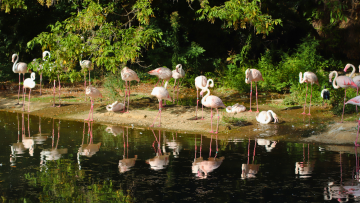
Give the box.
[0,111,359,202]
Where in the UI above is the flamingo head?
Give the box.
[11,54,17,62]
[344,64,351,72]
[176,64,182,70]
[200,90,205,96]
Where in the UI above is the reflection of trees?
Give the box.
[25,159,134,202]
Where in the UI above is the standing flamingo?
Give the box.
[80,60,93,101]
[51,62,68,107]
[149,81,172,127]
[256,110,279,124]
[329,70,357,122]
[344,64,360,113]
[12,54,28,105]
[195,75,214,120]
[200,79,226,134]
[172,64,185,103]
[344,95,360,146]
[23,72,36,112]
[85,86,102,121]
[299,72,319,115]
[245,68,263,112]
[148,67,172,87]
[40,51,51,96]
[121,66,140,113]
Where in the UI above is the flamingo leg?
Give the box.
[84,71,87,102]
[357,88,359,113]
[52,80,56,107]
[150,100,162,127]
[85,98,94,121]
[16,73,21,105]
[301,83,308,114]
[122,81,128,113]
[341,89,347,123]
[249,82,253,112]
[210,108,214,133]
[209,134,212,156]
[154,79,160,87]
[215,108,220,134]
[307,84,313,116]
[255,82,259,113]
[28,89,31,112]
[22,74,25,109]
[23,88,26,111]
[57,75,61,107]
[355,120,360,147]
[173,79,177,103]
[89,69,91,86]
[158,100,162,127]
[126,81,130,113]
[196,88,199,120]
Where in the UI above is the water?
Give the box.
[0,111,360,202]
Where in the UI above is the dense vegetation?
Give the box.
[1,0,360,111]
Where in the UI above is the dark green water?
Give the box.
[0,111,360,202]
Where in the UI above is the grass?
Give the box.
[222,115,249,126]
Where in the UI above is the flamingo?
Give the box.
[148,67,172,87]
[23,72,36,112]
[106,101,125,112]
[245,68,263,112]
[172,64,185,103]
[119,127,137,173]
[344,64,360,112]
[200,79,226,133]
[85,86,102,121]
[146,129,170,170]
[299,72,319,115]
[256,110,279,124]
[78,121,101,158]
[121,66,140,113]
[149,81,172,127]
[39,51,51,96]
[12,54,28,105]
[320,85,330,107]
[329,70,357,122]
[195,75,214,120]
[226,103,246,116]
[241,138,259,179]
[344,95,360,146]
[80,60,93,101]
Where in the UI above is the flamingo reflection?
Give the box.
[192,134,225,179]
[295,144,315,178]
[105,125,124,137]
[119,127,137,173]
[40,119,68,165]
[78,121,101,158]
[10,113,25,166]
[257,139,277,152]
[146,130,170,170]
[241,138,260,179]
[22,114,35,156]
[165,132,182,158]
[33,116,48,145]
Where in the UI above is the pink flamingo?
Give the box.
[195,75,214,120]
[148,67,172,87]
[121,66,140,113]
[299,72,319,115]
[256,110,279,124]
[149,81,172,127]
[12,54,28,105]
[200,79,226,133]
[23,72,36,112]
[345,95,360,146]
[80,60,93,101]
[344,64,360,113]
[85,86,102,121]
[245,68,263,112]
[329,70,357,122]
[172,64,185,103]
[226,103,246,116]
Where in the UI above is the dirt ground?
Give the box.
[0,81,359,145]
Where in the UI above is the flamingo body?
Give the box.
[226,103,246,114]
[85,86,102,121]
[121,66,140,113]
[148,67,172,87]
[23,72,36,112]
[106,101,125,112]
[256,110,279,124]
[195,75,213,120]
[149,82,172,127]
[12,54,28,105]
[172,64,185,80]
[245,68,263,112]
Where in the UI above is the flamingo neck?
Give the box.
[31,72,36,80]
[12,55,18,72]
[201,88,210,106]
[263,111,273,124]
[164,81,169,89]
[299,72,306,83]
[345,64,356,77]
[226,106,232,113]
[330,71,340,89]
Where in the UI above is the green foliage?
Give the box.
[1,0,26,13]
[103,71,124,101]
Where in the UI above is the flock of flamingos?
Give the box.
[9,51,360,141]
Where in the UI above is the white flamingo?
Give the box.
[344,64,360,112]
[23,72,36,112]
[106,101,125,112]
[226,103,246,116]
[121,66,140,113]
[172,64,185,103]
[85,86,102,121]
[256,110,279,124]
[80,60,93,101]
[12,54,28,105]
[195,75,214,120]
[148,67,172,87]
[149,81,172,127]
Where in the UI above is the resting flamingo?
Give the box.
[106,101,125,112]
[226,103,246,116]
[80,60,93,101]
[23,72,36,112]
[200,79,226,133]
[256,110,279,124]
[85,86,102,121]
[172,64,185,103]
[299,72,319,115]
[329,70,357,122]
[12,54,28,105]
[195,75,214,120]
[245,68,263,112]
[148,67,172,87]
[344,64,360,113]
[121,66,140,113]
[344,95,360,146]
[149,81,172,127]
